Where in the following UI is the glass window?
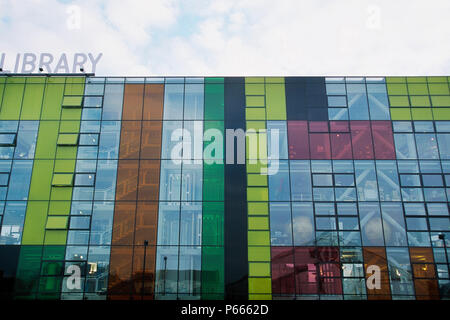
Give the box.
[102,84,123,120]
[180,202,202,245]
[414,121,434,132]
[270,202,293,246]
[404,203,426,215]
[79,134,99,146]
[386,248,414,296]
[159,160,181,201]
[80,121,101,133]
[437,134,450,159]
[94,160,117,201]
[376,161,401,201]
[359,202,384,246]
[184,84,204,120]
[77,146,98,159]
[290,161,312,201]
[315,202,335,215]
[406,218,428,231]
[0,201,26,244]
[14,121,38,159]
[347,84,369,120]
[415,134,439,159]
[155,246,179,295]
[178,246,201,296]
[367,83,390,120]
[316,217,336,230]
[380,203,407,246]
[393,121,413,132]
[267,121,288,160]
[269,160,290,201]
[75,173,95,187]
[163,84,184,120]
[82,108,102,121]
[157,202,180,246]
[394,134,417,159]
[89,202,113,245]
[98,121,120,159]
[70,216,90,229]
[181,163,202,201]
[83,96,103,108]
[400,174,421,187]
[7,160,33,200]
[355,161,379,201]
[422,175,443,187]
[292,202,314,245]
[161,121,183,159]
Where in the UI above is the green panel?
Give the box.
[40,83,65,120]
[387,83,408,95]
[407,83,428,95]
[45,216,69,229]
[248,246,271,262]
[20,83,45,120]
[249,294,272,300]
[246,121,266,131]
[28,160,54,200]
[248,231,270,245]
[59,120,80,133]
[432,108,450,120]
[205,77,224,84]
[61,108,82,120]
[248,277,272,294]
[14,246,43,298]
[201,246,224,299]
[390,108,411,120]
[6,77,26,83]
[0,83,24,120]
[50,187,73,201]
[388,96,410,107]
[203,163,224,201]
[247,174,268,186]
[248,217,269,230]
[41,261,63,276]
[56,146,77,159]
[51,173,73,186]
[204,82,224,120]
[53,159,76,172]
[427,76,447,83]
[21,201,49,245]
[386,77,406,83]
[265,77,284,83]
[411,108,433,120]
[265,83,286,120]
[431,95,450,107]
[57,133,78,146]
[202,202,224,246]
[44,230,68,245]
[38,276,62,299]
[249,262,271,277]
[406,77,427,83]
[410,96,431,107]
[48,201,71,215]
[247,187,268,201]
[35,121,59,159]
[26,77,46,84]
[248,202,269,215]
[245,77,264,84]
[62,95,83,107]
[428,83,449,95]
[246,162,268,174]
[42,245,65,260]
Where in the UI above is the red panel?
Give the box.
[288,121,310,159]
[350,121,374,159]
[371,121,396,160]
[330,133,352,159]
[271,247,295,294]
[309,133,331,159]
[294,247,318,295]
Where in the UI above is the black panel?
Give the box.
[0,246,20,299]
[286,77,328,120]
[224,77,248,299]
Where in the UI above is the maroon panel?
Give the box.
[350,121,374,159]
[330,121,349,132]
[271,247,295,294]
[288,121,310,159]
[372,121,396,160]
[309,133,331,159]
[309,121,328,132]
[294,247,318,295]
[330,133,352,159]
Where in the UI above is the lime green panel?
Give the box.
[265,77,284,83]
[245,83,265,95]
[56,146,77,159]
[386,77,406,83]
[390,108,411,120]
[61,108,82,120]
[248,246,271,262]
[428,83,449,95]
[249,263,271,277]
[50,187,73,201]
[53,159,76,173]
[44,230,68,245]
[411,108,433,120]
[406,77,427,83]
[0,83,24,120]
[245,77,264,84]
[410,96,431,107]
[387,83,408,95]
[48,201,71,215]
[248,217,269,230]
[20,83,45,120]
[246,121,266,131]
[34,121,59,159]
[51,173,73,186]
[28,160,54,200]
[245,108,266,120]
[249,294,272,300]
[248,231,270,245]
[47,77,66,84]
[247,187,268,201]
[265,83,286,120]
[407,83,428,95]
[431,95,450,107]
[427,76,447,83]
[59,120,80,133]
[41,83,65,120]
[248,278,272,294]
[432,108,450,120]
[26,77,46,84]
[247,174,268,186]
[45,216,68,229]
[248,202,269,215]
[389,96,410,107]
[57,133,78,146]
[6,77,26,83]
[246,96,265,107]
[246,162,268,174]
[62,95,83,107]
[21,201,49,245]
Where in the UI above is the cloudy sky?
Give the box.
[0,0,449,76]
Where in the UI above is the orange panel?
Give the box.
[122,84,144,120]
[119,121,141,159]
[132,246,156,298]
[111,202,136,245]
[115,160,139,201]
[108,246,133,296]
[414,279,440,300]
[363,247,391,300]
[134,201,158,245]
[410,247,434,263]
[143,84,164,120]
[140,121,162,159]
[138,160,160,201]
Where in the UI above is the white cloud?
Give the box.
[0,0,449,75]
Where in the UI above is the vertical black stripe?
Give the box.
[285,77,328,120]
[224,77,248,299]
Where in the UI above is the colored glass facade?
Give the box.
[0,75,449,300]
